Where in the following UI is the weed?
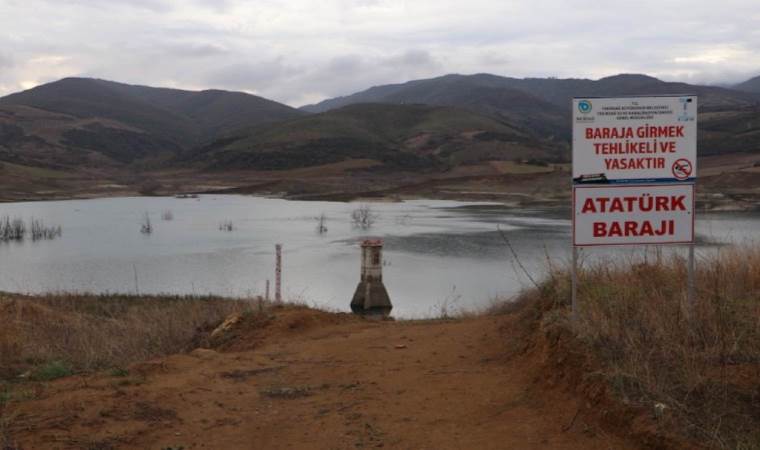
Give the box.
[108,368,129,377]
[31,360,73,381]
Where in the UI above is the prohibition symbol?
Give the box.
[672,158,692,180]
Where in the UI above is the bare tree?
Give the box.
[161,210,174,221]
[0,216,26,241]
[219,220,234,232]
[29,218,62,241]
[351,204,379,230]
[315,213,328,234]
[140,213,153,234]
[0,216,62,242]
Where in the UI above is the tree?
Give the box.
[351,205,378,229]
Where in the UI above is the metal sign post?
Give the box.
[687,243,695,311]
[571,246,579,321]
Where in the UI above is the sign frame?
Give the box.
[571,94,698,187]
[572,183,695,247]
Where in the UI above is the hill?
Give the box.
[302,74,570,139]
[302,73,760,159]
[0,78,304,167]
[734,74,760,93]
[305,73,760,113]
[187,103,564,171]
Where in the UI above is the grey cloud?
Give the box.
[38,0,173,12]
[205,58,291,92]
[2,0,759,105]
[164,42,229,58]
[383,50,440,70]
[0,54,13,69]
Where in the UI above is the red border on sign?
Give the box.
[572,183,695,247]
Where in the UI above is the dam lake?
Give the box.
[0,195,758,318]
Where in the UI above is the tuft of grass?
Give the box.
[108,367,129,377]
[31,360,72,381]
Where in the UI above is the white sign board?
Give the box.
[573,184,694,246]
[572,96,697,185]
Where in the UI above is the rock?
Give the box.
[211,313,244,339]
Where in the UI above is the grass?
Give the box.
[0,293,256,379]
[30,361,72,382]
[495,245,760,449]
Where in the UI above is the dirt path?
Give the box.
[6,310,641,449]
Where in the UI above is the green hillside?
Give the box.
[303,74,760,159]
[188,103,562,170]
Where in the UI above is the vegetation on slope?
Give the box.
[189,103,563,170]
[0,294,253,377]
[495,246,760,448]
[303,73,760,160]
[0,78,304,168]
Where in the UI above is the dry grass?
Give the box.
[0,293,256,378]
[498,246,760,448]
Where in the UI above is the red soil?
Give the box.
[4,307,680,449]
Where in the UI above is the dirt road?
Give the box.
[6,308,642,449]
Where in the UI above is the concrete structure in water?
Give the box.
[351,239,392,316]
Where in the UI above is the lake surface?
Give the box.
[0,195,758,318]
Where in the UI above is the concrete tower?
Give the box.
[350,239,392,316]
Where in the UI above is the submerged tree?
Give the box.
[140,213,153,234]
[351,205,378,230]
[315,213,328,234]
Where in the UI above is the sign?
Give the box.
[572,96,697,185]
[573,184,694,246]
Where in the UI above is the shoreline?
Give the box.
[2,186,758,212]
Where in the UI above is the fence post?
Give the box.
[687,243,695,312]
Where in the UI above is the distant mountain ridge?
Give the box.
[0,77,304,167]
[734,75,760,93]
[303,73,759,112]
[0,73,758,174]
[301,73,760,145]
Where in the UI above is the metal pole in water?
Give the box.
[275,244,282,303]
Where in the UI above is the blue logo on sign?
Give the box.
[578,100,592,114]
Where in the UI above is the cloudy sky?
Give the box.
[1,0,759,106]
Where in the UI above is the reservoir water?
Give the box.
[0,195,757,318]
